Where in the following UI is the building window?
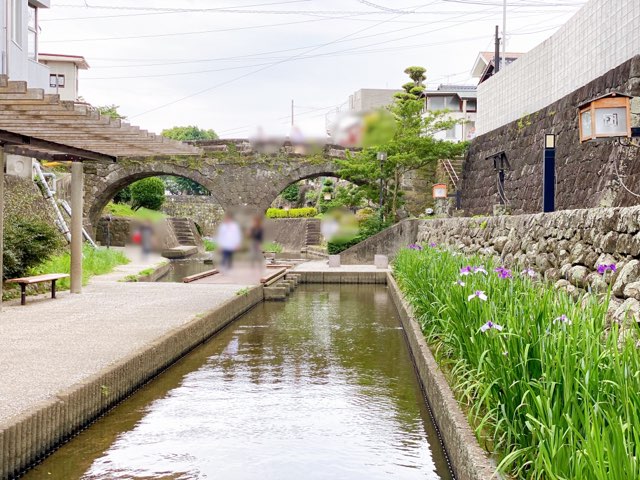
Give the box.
[466,99,477,112]
[50,74,66,88]
[445,126,457,140]
[27,4,38,60]
[12,0,23,47]
[427,97,445,110]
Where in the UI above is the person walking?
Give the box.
[249,215,264,269]
[217,214,242,271]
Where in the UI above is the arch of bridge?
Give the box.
[84,142,349,230]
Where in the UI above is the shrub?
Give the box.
[327,235,361,255]
[281,184,300,202]
[3,220,62,280]
[113,185,131,204]
[265,207,317,218]
[203,239,217,252]
[262,241,283,253]
[130,177,165,211]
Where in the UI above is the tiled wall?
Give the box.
[477,0,640,135]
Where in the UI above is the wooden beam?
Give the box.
[0,129,116,162]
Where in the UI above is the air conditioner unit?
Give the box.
[6,155,34,179]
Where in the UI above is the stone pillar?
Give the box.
[0,148,4,310]
[70,161,84,294]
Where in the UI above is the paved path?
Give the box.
[0,249,251,423]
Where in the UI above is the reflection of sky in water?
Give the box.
[41,285,451,480]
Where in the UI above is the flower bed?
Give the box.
[393,246,640,480]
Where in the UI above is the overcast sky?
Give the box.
[38,0,587,138]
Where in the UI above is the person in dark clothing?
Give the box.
[249,215,264,268]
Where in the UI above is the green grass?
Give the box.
[393,246,640,480]
[104,202,166,221]
[263,241,283,253]
[29,245,130,290]
[203,238,217,252]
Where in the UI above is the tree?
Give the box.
[281,183,300,203]
[160,126,218,195]
[130,177,166,211]
[97,104,127,120]
[113,185,132,204]
[162,176,210,196]
[337,65,467,220]
[161,125,218,142]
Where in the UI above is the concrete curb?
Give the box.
[386,273,500,480]
[297,271,387,284]
[138,262,171,282]
[0,286,263,480]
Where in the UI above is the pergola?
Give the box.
[0,75,202,307]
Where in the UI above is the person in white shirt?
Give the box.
[217,214,242,271]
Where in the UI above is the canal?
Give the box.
[25,284,452,479]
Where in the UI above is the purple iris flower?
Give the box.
[553,314,572,325]
[473,266,488,275]
[480,321,503,333]
[597,263,617,275]
[467,290,488,301]
[521,268,536,278]
[429,242,437,248]
[460,266,472,276]
[494,267,513,279]
[453,279,466,286]
[408,243,423,251]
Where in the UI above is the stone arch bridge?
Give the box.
[84,139,351,230]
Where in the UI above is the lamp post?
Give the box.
[543,134,556,213]
[377,151,387,221]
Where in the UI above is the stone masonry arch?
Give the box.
[83,141,348,231]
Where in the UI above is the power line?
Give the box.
[129,2,439,119]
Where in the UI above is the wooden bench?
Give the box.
[6,273,70,305]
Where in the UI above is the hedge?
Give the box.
[266,207,317,218]
[327,235,361,255]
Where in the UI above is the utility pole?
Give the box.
[291,99,294,126]
[494,25,501,74]
[501,0,507,71]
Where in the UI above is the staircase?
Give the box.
[170,217,198,246]
[438,157,464,192]
[305,219,321,246]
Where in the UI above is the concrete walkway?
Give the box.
[0,249,251,423]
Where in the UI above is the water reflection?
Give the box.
[25,285,451,480]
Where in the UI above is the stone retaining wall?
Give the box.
[264,218,318,252]
[340,219,419,264]
[0,287,263,480]
[462,55,640,215]
[387,274,499,480]
[161,196,224,236]
[416,206,640,315]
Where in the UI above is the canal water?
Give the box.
[25,284,452,480]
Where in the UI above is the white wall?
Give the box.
[1,0,49,88]
[477,0,640,135]
[43,61,78,100]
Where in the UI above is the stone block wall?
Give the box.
[462,55,640,216]
[161,195,224,236]
[264,218,317,252]
[415,207,640,311]
[340,219,419,265]
[95,217,131,247]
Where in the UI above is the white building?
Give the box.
[39,53,89,101]
[421,85,478,142]
[347,88,401,113]
[0,0,50,88]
